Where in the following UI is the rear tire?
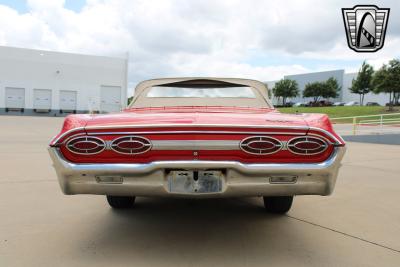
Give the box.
[106,195,135,209]
[263,196,293,214]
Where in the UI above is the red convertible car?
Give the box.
[49,78,346,214]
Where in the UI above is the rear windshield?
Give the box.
[146,86,256,98]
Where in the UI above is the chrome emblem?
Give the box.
[342,5,390,52]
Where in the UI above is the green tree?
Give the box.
[272,79,299,105]
[127,96,133,105]
[266,86,272,100]
[303,78,340,104]
[303,81,325,103]
[349,61,374,105]
[324,77,341,100]
[372,59,400,110]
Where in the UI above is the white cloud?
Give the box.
[0,0,399,90]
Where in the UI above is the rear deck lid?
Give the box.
[83,107,309,133]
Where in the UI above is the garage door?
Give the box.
[59,90,77,111]
[5,87,25,109]
[33,89,52,110]
[100,86,121,113]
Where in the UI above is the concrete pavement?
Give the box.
[333,123,400,136]
[1,116,400,267]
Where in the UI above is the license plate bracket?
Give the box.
[168,170,223,194]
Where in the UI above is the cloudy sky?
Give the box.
[0,0,399,92]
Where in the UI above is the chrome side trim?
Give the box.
[308,127,344,145]
[62,132,87,145]
[85,123,344,145]
[84,123,309,130]
[87,131,306,136]
[151,140,239,150]
[49,146,345,175]
[51,124,344,147]
[50,126,86,146]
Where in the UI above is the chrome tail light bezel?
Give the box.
[110,136,152,155]
[287,136,328,155]
[239,136,283,155]
[66,136,106,155]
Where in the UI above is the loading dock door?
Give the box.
[100,86,121,113]
[5,87,25,109]
[33,89,52,111]
[59,90,77,111]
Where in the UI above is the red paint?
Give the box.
[295,142,320,150]
[248,141,275,150]
[73,142,99,150]
[59,145,335,164]
[50,106,345,164]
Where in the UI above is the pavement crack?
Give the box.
[286,215,400,254]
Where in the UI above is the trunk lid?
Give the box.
[84,107,309,130]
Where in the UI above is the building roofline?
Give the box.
[284,69,345,78]
[0,45,127,61]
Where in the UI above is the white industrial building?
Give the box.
[0,45,390,116]
[0,46,128,115]
[266,70,390,106]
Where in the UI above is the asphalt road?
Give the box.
[1,116,400,267]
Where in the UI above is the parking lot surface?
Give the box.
[1,116,400,267]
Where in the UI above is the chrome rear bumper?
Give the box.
[48,147,346,198]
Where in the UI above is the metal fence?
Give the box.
[331,113,400,135]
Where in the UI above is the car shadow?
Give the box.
[71,197,321,266]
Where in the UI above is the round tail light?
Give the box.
[111,136,152,155]
[240,136,283,155]
[66,136,106,155]
[287,136,328,155]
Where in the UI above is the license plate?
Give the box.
[168,170,223,194]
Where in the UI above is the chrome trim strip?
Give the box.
[84,124,310,130]
[151,140,239,150]
[308,127,344,145]
[51,124,344,146]
[49,146,345,175]
[51,126,86,146]
[87,131,306,136]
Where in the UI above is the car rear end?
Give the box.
[48,77,346,213]
[49,121,345,198]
